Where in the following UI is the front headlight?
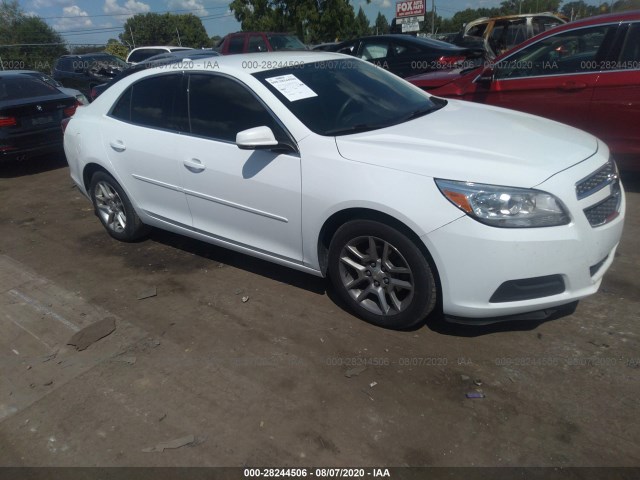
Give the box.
[435,179,570,228]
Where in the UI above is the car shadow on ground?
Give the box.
[147,228,579,336]
[147,228,327,295]
[0,152,67,178]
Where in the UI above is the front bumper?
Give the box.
[423,149,625,320]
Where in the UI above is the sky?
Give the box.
[20,0,605,45]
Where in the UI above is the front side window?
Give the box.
[187,74,285,143]
[494,24,619,79]
[110,74,187,132]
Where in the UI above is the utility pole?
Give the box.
[176,28,182,46]
[129,26,136,48]
[431,0,435,35]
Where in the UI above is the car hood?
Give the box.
[334,99,598,188]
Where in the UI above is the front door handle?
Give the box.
[558,81,587,91]
[183,158,206,172]
[109,140,126,152]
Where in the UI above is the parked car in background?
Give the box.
[311,42,339,51]
[90,49,221,101]
[52,53,127,99]
[458,12,566,58]
[0,71,77,162]
[63,52,623,329]
[407,11,640,170]
[216,32,307,54]
[10,70,89,105]
[126,46,193,64]
[329,34,482,78]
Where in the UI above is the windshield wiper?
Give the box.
[324,123,386,136]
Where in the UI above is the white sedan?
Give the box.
[63,52,625,329]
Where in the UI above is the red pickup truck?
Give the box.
[216,32,308,54]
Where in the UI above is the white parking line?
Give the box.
[8,289,80,332]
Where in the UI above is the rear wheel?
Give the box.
[89,171,148,242]
[328,220,437,329]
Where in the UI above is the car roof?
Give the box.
[227,32,299,36]
[129,46,191,51]
[466,12,566,26]
[131,51,345,75]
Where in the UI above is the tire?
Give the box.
[89,171,149,242]
[328,219,437,329]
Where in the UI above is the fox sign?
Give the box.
[395,0,425,18]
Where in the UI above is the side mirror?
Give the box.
[236,126,279,150]
[475,66,494,85]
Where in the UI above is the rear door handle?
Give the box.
[558,81,587,91]
[183,158,206,172]
[109,140,126,152]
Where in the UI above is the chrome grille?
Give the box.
[584,186,621,227]
[575,160,617,200]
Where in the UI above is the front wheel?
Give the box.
[89,171,149,242]
[328,220,437,329]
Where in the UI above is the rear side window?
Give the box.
[128,49,165,63]
[360,41,390,60]
[228,36,245,53]
[110,74,187,131]
[248,35,268,52]
[0,76,59,101]
[187,74,285,142]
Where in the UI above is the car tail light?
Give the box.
[437,55,466,67]
[61,117,71,134]
[0,116,17,127]
[63,102,79,117]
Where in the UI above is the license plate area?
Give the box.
[31,115,54,126]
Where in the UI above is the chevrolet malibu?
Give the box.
[63,52,625,329]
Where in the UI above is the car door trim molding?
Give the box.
[146,211,309,269]
[131,174,183,194]
[132,173,289,223]
[183,188,289,223]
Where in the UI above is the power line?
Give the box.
[36,4,229,21]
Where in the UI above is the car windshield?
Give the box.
[253,59,445,136]
[266,35,307,51]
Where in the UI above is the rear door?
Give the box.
[100,73,193,225]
